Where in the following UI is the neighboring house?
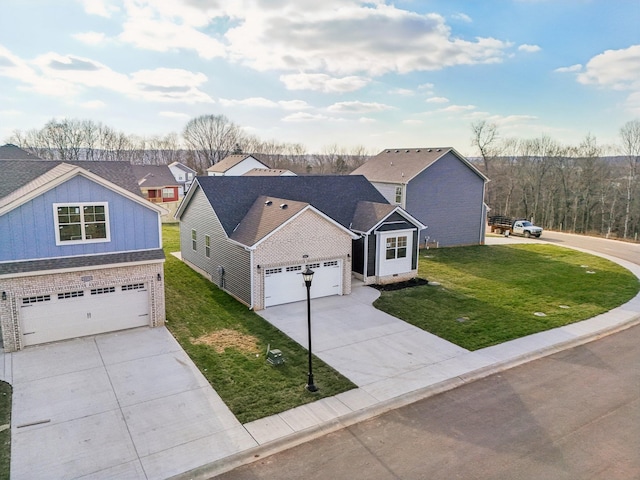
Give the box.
[175,176,424,310]
[243,168,296,177]
[168,161,197,196]
[206,154,270,176]
[351,148,488,247]
[0,159,166,351]
[0,143,40,160]
[131,164,180,203]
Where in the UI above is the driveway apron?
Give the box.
[2,327,257,480]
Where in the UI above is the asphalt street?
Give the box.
[216,322,640,480]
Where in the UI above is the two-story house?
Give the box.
[0,157,166,351]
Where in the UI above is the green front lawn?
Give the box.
[162,224,355,424]
[0,381,11,480]
[374,244,639,350]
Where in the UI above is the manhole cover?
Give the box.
[580,265,589,268]
[428,281,441,286]
[534,312,547,317]
[456,316,469,323]
[559,305,570,309]
[586,271,596,274]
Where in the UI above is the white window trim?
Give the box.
[53,202,111,246]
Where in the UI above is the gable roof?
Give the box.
[206,154,270,173]
[131,164,179,188]
[351,147,487,184]
[350,201,426,233]
[0,161,164,216]
[168,161,196,174]
[0,144,41,160]
[177,175,391,236]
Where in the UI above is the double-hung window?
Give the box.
[54,203,109,245]
[162,188,174,198]
[191,229,197,251]
[394,186,403,205]
[385,235,408,260]
[205,235,211,258]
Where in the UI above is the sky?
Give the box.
[0,0,639,156]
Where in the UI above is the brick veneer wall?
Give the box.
[252,209,353,310]
[0,261,165,352]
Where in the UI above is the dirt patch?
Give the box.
[192,329,260,354]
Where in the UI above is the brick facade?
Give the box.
[0,261,165,352]
[252,209,353,310]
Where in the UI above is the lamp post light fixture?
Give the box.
[302,265,318,392]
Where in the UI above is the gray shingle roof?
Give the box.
[131,165,179,188]
[351,147,487,184]
[0,144,41,160]
[350,201,397,232]
[0,160,142,199]
[230,196,309,246]
[190,175,389,236]
[0,249,165,275]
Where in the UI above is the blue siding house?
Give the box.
[351,148,488,247]
[0,154,166,351]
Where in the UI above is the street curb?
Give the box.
[171,313,640,480]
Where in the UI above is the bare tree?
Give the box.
[182,114,244,172]
[619,120,640,239]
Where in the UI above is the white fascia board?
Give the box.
[250,205,358,249]
[362,206,426,234]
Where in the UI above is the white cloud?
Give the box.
[555,64,582,73]
[403,119,424,125]
[577,45,640,91]
[226,4,511,76]
[78,0,119,18]
[439,104,476,113]
[359,117,377,123]
[426,96,449,104]
[282,112,330,122]
[327,101,393,114]
[518,44,541,53]
[418,83,435,91]
[73,32,107,45]
[130,67,213,103]
[279,100,311,110]
[219,97,279,108]
[117,1,226,59]
[576,45,640,114]
[388,88,415,96]
[451,13,472,23]
[280,73,370,93]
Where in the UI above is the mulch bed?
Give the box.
[370,277,429,291]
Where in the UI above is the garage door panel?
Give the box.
[20,284,150,347]
[264,260,342,308]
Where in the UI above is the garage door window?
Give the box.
[91,286,115,295]
[58,290,84,300]
[54,203,110,245]
[22,295,51,305]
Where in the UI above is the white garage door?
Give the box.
[264,260,342,307]
[20,283,150,347]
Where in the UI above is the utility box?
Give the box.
[267,349,285,366]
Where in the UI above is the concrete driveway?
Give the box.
[258,283,470,393]
[1,327,257,480]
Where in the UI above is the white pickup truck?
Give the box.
[488,215,543,238]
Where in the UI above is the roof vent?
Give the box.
[416,149,421,152]
[280,203,288,209]
[405,150,410,153]
[428,149,432,152]
[395,150,399,153]
[390,161,393,166]
[437,148,442,152]
[265,200,272,206]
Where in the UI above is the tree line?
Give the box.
[472,119,640,240]
[7,115,370,175]
[8,114,640,240]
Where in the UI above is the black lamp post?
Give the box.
[302,265,318,392]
